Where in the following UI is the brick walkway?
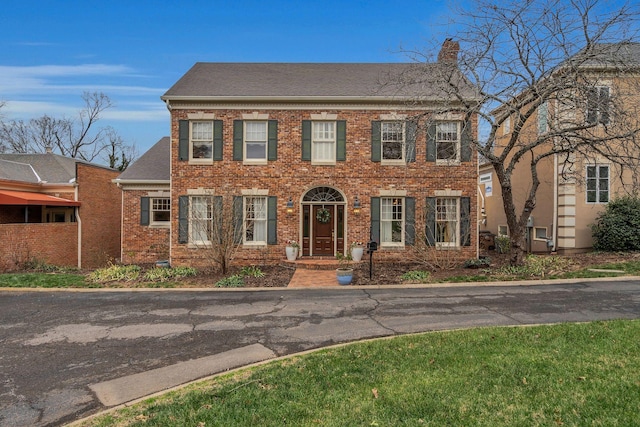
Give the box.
[284,257,351,288]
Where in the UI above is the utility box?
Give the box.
[527,216,534,228]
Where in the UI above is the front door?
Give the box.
[313,205,334,255]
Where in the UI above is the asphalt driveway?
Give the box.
[1,278,640,426]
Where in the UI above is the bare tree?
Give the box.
[0,92,137,168]
[391,0,640,265]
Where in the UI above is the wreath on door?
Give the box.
[316,207,331,223]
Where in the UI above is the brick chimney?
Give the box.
[438,38,460,63]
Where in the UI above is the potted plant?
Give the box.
[335,251,353,285]
[285,239,299,261]
[350,241,364,262]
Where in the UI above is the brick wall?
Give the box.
[121,189,170,265]
[76,164,121,268]
[0,223,78,271]
[168,108,478,268]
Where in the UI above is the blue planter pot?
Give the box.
[336,268,353,285]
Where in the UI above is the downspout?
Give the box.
[553,153,558,252]
[75,185,81,269]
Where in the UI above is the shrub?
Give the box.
[463,257,491,268]
[240,266,265,278]
[143,266,198,282]
[215,275,244,288]
[591,196,640,251]
[495,235,511,254]
[400,270,431,282]
[89,264,141,283]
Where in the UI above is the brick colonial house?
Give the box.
[120,41,481,268]
[0,152,121,270]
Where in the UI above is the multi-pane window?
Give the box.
[151,198,170,224]
[245,121,267,160]
[381,122,404,161]
[189,196,214,244]
[498,225,508,236]
[436,198,459,246]
[586,165,609,203]
[586,86,610,125]
[191,122,213,159]
[312,122,336,162]
[244,196,267,244]
[381,197,404,244]
[436,122,460,161]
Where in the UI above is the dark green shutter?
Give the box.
[268,120,278,161]
[426,197,436,245]
[214,196,223,243]
[178,196,189,244]
[587,88,598,124]
[371,121,381,162]
[233,196,243,244]
[233,120,243,161]
[406,121,417,162]
[405,197,415,245]
[178,120,189,161]
[370,197,380,245]
[460,120,472,162]
[599,87,610,124]
[426,123,436,162]
[213,120,223,161]
[301,120,311,161]
[336,120,346,161]
[267,196,277,245]
[140,197,150,226]
[460,197,471,246]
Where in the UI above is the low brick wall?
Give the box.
[0,223,78,271]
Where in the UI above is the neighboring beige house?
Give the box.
[479,43,640,254]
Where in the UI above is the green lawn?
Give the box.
[83,320,640,427]
[0,272,90,288]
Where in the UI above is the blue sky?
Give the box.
[0,0,455,155]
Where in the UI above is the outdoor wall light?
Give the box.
[286,197,294,214]
[353,196,361,215]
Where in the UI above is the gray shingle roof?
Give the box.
[0,153,87,184]
[162,62,479,101]
[116,137,170,182]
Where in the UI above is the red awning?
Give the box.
[0,190,81,206]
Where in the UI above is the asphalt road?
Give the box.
[1,278,640,426]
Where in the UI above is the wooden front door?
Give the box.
[313,205,334,255]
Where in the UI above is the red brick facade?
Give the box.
[168,108,478,268]
[0,223,78,271]
[121,189,170,265]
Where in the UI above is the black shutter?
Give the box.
[213,120,223,161]
[371,121,381,162]
[302,120,311,161]
[178,196,189,244]
[268,120,278,161]
[214,196,223,243]
[425,197,436,245]
[599,87,610,125]
[336,120,346,161]
[405,197,415,245]
[233,120,243,160]
[233,196,243,244]
[426,123,436,162]
[370,197,380,245]
[140,197,150,226]
[461,120,472,162]
[406,121,417,163]
[178,120,189,161]
[267,196,277,245]
[460,197,471,246]
[587,88,598,124]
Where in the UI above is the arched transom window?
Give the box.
[302,187,344,202]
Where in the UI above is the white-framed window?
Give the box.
[381,121,404,162]
[151,198,170,225]
[244,121,267,162]
[189,196,214,245]
[190,121,213,160]
[381,197,404,245]
[436,198,459,247]
[436,122,460,162]
[503,116,511,135]
[586,86,610,125]
[534,227,548,241]
[586,165,609,203]
[312,121,336,163]
[498,225,509,237]
[244,196,267,245]
[538,101,548,134]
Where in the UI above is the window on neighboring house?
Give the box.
[498,225,509,236]
[244,121,267,161]
[586,86,610,125]
[381,122,404,161]
[189,196,214,244]
[381,197,404,245]
[436,122,460,162]
[586,165,609,203]
[534,227,548,241]
[504,116,511,135]
[436,198,459,246]
[244,196,267,244]
[538,101,548,134]
[151,198,170,225]
[191,122,213,159]
[312,121,336,163]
